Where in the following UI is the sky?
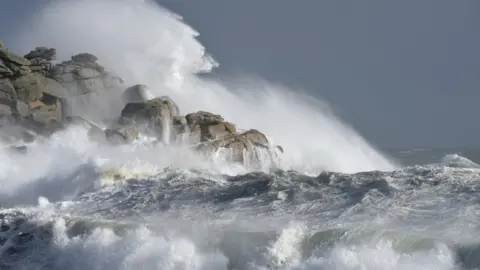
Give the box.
[1,0,479,148]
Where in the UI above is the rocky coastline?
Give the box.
[0,41,282,166]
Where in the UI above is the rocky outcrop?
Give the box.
[0,44,68,137]
[181,111,236,143]
[0,42,282,168]
[51,52,125,121]
[120,96,179,143]
[192,128,283,166]
[23,47,56,77]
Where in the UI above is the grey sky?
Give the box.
[1,0,479,148]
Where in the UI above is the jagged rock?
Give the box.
[120,97,179,142]
[123,84,153,103]
[24,47,56,77]
[72,53,97,63]
[0,59,13,77]
[0,47,31,66]
[195,129,274,163]
[105,125,139,144]
[182,111,236,143]
[206,122,236,139]
[50,53,124,120]
[24,47,56,61]
[0,78,16,103]
[185,111,223,126]
[121,97,179,123]
[38,76,68,99]
[5,63,31,76]
[11,73,44,102]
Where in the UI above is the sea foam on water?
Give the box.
[3,1,468,270]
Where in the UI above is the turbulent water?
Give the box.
[1,0,479,269]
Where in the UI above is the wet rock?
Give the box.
[195,129,274,163]
[105,125,139,144]
[121,97,179,121]
[185,111,223,126]
[183,111,236,143]
[123,84,153,103]
[120,97,179,142]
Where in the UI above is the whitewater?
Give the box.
[1,0,480,269]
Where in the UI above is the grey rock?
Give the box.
[0,103,12,116]
[35,75,68,98]
[11,73,44,102]
[73,67,101,79]
[105,125,139,144]
[71,53,98,63]
[123,84,153,103]
[0,59,13,76]
[24,47,56,61]
[31,99,62,125]
[0,78,16,102]
[185,111,224,126]
[5,62,31,75]
[195,129,272,164]
[0,48,31,66]
[121,97,179,121]
[15,100,29,117]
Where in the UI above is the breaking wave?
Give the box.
[1,0,478,269]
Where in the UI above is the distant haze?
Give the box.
[1,0,479,148]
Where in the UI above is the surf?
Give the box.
[11,0,396,175]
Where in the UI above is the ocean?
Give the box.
[1,0,479,269]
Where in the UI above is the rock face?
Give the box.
[0,43,130,142]
[24,47,56,77]
[181,111,236,143]
[120,97,180,143]
[0,45,68,138]
[51,52,124,121]
[195,129,269,162]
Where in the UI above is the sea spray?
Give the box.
[12,0,397,174]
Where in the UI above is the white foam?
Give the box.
[294,239,457,270]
